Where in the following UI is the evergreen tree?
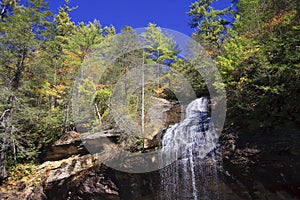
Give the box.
[141,23,179,88]
[216,0,300,126]
[188,0,232,58]
[0,0,52,181]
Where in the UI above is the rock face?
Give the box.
[42,130,122,161]
[42,131,88,161]
[0,122,163,200]
[165,103,182,126]
[45,159,120,200]
[220,122,300,199]
[1,98,299,200]
[145,97,174,139]
[0,152,160,200]
[42,123,300,199]
[43,154,160,200]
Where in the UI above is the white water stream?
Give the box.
[160,97,221,200]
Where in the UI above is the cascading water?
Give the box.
[160,97,222,200]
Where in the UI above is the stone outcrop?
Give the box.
[42,131,88,162]
[1,97,299,200]
[44,156,120,200]
[145,97,174,139]
[42,153,160,199]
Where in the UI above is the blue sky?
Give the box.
[46,0,232,36]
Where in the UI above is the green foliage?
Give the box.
[187,0,299,127]
[214,0,300,127]
[171,58,208,97]
[94,88,113,129]
[142,23,179,64]
[0,0,56,179]
[7,163,43,188]
[66,20,111,61]
[0,0,298,181]
[8,163,36,182]
[0,0,116,178]
[188,0,232,57]
[94,88,112,115]
[141,24,180,89]
[54,7,76,37]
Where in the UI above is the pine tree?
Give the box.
[188,0,232,58]
[141,23,179,88]
[0,0,52,181]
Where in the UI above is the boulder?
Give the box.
[42,131,88,162]
[42,130,122,162]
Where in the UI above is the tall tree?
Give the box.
[141,23,179,88]
[188,0,232,58]
[0,0,52,181]
[0,0,18,21]
[216,0,300,126]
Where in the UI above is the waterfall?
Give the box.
[159,97,221,200]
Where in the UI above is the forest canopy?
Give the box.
[0,0,299,181]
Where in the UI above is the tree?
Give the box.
[188,0,232,58]
[94,88,112,128]
[216,0,300,127]
[141,23,179,88]
[0,0,18,21]
[0,0,52,181]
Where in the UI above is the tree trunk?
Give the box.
[0,95,17,182]
[0,148,6,182]
[141,53,145,136]
[0,109,9,183]
[12,49,27,90]
[94,103,103,126]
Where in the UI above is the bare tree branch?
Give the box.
[0,109,10,121]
